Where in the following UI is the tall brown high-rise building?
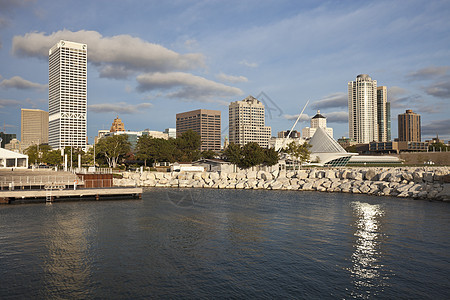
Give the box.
[176,109,221,151]
[21,108,49,151]
[398,109,421,142]
[110,116,125,132]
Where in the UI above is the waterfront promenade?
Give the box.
[0,169,142,204]
[0,169,80,190]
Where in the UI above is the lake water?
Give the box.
[1,188,449,299]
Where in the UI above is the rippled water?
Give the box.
[1,189,449,299]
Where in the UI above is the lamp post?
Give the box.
[71,138,73,171]
[90,136,96,171]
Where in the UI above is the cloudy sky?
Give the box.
[1,0,449,144]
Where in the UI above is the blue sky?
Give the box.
[1,0,449,144]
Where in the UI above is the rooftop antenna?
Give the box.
[278,100,309,153]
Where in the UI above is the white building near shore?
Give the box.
[0,148,28,169]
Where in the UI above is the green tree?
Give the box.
[345,145,357,153]
[96,135,131,168]
[24,144,52,165]
[428,142,449,152]
[223,143,242,165]
[201,150,217,159]
[24,145,39,164]
[262,147,279,166]
[136,134,153,167]
[240,142,264,169]
[175,130,201,162]
[283,141,311,169]
[43,150,63,166]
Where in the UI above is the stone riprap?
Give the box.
[114,167,450,201]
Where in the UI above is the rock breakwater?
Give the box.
[114,167,450,201]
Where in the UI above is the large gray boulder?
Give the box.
[302,181,314,191]
[365,169,378,181]
[402,172,414,182]
[296,170,308,179]
[325,170,336,179]
[359,184,371,194]
[261,172,273,181]
[436,183,450,201]
[423,172,434,182]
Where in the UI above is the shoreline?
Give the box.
[115,166,450,201]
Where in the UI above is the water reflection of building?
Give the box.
[43,212,90,297]
[348,201,388,298]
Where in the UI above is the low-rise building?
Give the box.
[369,141,428,153]
[164,128,176,139]
[277,130,300,138]
[268,137,306,151]
[5,138,21,152]
[337,136,357,149]
[0,132,16,148]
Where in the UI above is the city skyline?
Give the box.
[0,1,449,143]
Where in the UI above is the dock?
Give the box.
[0,187,143,204]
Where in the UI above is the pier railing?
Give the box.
[0,175,83,191]
[71,167,113,174]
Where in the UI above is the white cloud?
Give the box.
[0,75,47,91]
[89,102,152,114]
[325,111,348,123]
[283,110,348,124]
[407,66,450,81]
[12,30,206,77]
[422,119,450,136]
[311,92,347,109]
[136,72,243,103]
[425,79,450,99]
[388,86,424,109]
[0,98,22,108]
[239,60,258,68]
[184,39,198,49]
[216,72,248,83]
[283,113,310,122]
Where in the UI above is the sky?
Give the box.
[1,0,449,144]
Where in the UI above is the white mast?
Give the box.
[278,100,309,152]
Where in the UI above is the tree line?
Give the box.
[25,130,311,169]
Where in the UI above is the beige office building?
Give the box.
[229,95,271,148]
[398,109,421,142]
[21,108,49,151]
[176,109,221,151]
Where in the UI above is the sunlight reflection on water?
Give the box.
[349,201,390,299]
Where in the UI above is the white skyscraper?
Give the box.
[229,95,271,148]
[49,40,87,150]
[348,74,378,144]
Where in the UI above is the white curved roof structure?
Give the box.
[309,127,346,153]
[308,127,355,166]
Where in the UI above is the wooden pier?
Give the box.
[0,187,143,204]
